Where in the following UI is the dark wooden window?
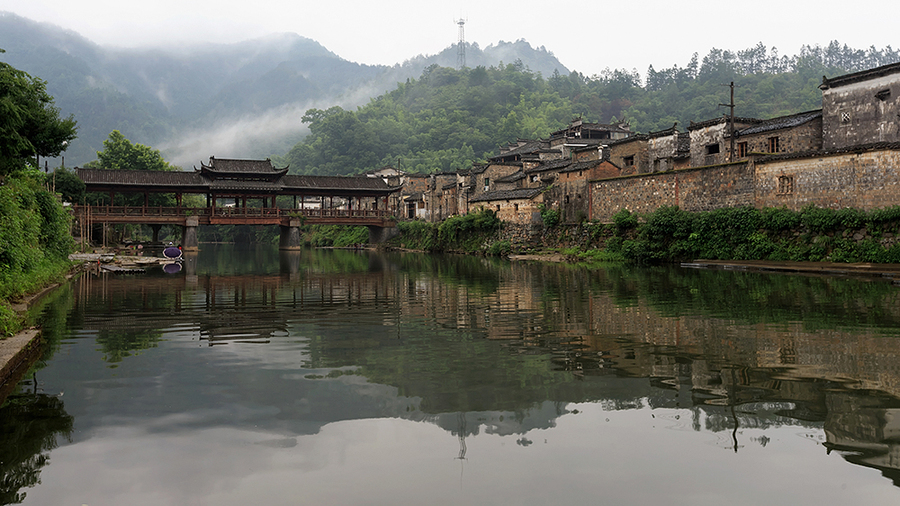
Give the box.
[738,142,748,157]
[767,137,779,153]
[624,155,635,166]
[777,175,794,195]
[706,143,720,155]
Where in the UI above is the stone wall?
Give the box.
[648,132,677,172]
[589,162,754,222]
[608,137,649,175]
[737,117,823,156]
[822,73,900,149]
[755,148,900,211]
[589,147,900,222]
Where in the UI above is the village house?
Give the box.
[588,61,900,222]
[647,125,691,172]
[468,188,545,225]
[605,134,649,175]
[820,62,900,149]
[548,119,632,159]
[395,62,900,229]
[687,116,761,166]
[731,110,823,157]
[427,171,459,221]
[399,173,428,219]
[555,160,622,224]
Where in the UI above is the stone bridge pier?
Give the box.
[182,216,200,251]
[279,219,304,251]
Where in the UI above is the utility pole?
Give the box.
[720,82,736,161]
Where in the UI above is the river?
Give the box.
[3,245,900,505]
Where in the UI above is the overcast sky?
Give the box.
[2,0,898,77]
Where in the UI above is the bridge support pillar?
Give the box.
[150,224,162,244]
[182,216,199,251]
[279,219,304,251]
[368,225,399,244]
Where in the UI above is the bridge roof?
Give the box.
[77,167,399,197]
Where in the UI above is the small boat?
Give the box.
[163,244,183,260]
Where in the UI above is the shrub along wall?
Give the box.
[614,205,900,264]
[0,170,75,336]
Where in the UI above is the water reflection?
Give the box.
[3,245,900,504]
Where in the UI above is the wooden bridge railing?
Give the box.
[73,205,394,220]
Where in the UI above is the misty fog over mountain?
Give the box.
[0,12,569,168]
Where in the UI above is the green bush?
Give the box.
[487,240,512,256]
[612,208,638,233]
[538,204,560,228]
[0,303,21,338]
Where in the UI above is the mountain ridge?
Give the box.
[0,12,569,167]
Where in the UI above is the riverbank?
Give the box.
[683,259,900,283]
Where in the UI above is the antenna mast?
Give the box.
[455,18,467,69]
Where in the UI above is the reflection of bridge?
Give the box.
[75,157,401,250]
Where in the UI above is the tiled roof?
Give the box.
[688,116,761,131]
[469,188,543,203]
[77,168,206,187]
[491,139,547,160]
[736,110,822,136]
[202,157,286,174]
[524,158,572,174]
[753,141,900,163]
[281,175,393,191]
[647,125,679,138]
[495,170,526,183]
[559,160,610,174]
[77,168,396,194]
[607,134,648,146]
[820,62,900,90]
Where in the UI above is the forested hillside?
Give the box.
[281,42,900,176]
[0,13,568,168]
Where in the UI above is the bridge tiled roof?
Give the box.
[77,168,207,188]
[76,166,397,196]
[201,157,288,174]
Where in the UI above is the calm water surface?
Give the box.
[4,245,900,505]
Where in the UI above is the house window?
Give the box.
[624,155,635,167]
[514,204,519,212]
[767,137,779,153]
[841,112,851,123]
[483,178,490,191]
[876,89,891,101]
[738,142,748,157]
[706,143,720,155]
[777,175,794,195]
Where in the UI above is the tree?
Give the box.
[0,50,77,176]
[86,131,178,206]
[95,130,177,172]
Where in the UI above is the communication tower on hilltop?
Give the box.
[456,18,467,69]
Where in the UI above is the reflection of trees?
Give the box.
[602,264,900,331]
[0,392,73,505]
[94,329,163,365]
